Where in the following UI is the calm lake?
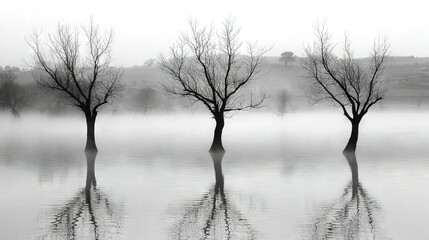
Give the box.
[0,110,428,239]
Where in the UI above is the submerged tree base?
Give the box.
[343,142,357,153]
[209,144,225,153]
[85,145,98,152]
[85,141,98,152]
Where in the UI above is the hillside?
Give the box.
[15,56,429,95]
[11,56,429,112]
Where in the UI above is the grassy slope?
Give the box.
[14,56,429,99]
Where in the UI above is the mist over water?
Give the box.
[0,110,429,239]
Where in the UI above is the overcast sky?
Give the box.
[0,0,428,67]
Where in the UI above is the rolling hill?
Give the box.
[11,56,429,112]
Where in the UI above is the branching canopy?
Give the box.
[302,22,389,121]
[159,18,267,116]
[27,19,124,115]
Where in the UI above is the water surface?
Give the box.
[0,111,428,239]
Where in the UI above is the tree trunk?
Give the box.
[344,119,360,153]
[210,113,225,152]
[85,111,98,152]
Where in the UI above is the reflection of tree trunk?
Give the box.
[344,119,360,153]
[85,150,97,203]
[210,151,225,195]
[310,153,381,240]
[210,114,225,152]
[85,150,99,239]
[210,151,232,238]
[344,151,359,198]
[170,152,255,239]
[85,111,98,151]
[47,151,122,240]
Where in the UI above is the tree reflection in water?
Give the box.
[45,151,123,240]
[170,151,256,240]
[310,152,382,240]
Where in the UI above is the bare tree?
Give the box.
[302,22,389,152]
[0,71,27,117]
[159,18,267,152]
[27,19,124,151]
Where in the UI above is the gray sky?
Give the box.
[0,0,428,67]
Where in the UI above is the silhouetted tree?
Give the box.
[0,71,27,117]
[302,22,389,152]
[279,51,295,66]
[160,18,267,152]
[28,19,124,151]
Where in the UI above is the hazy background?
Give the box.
[2,0,429,116]
[4,56,429,116]
[1,0,428,67]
